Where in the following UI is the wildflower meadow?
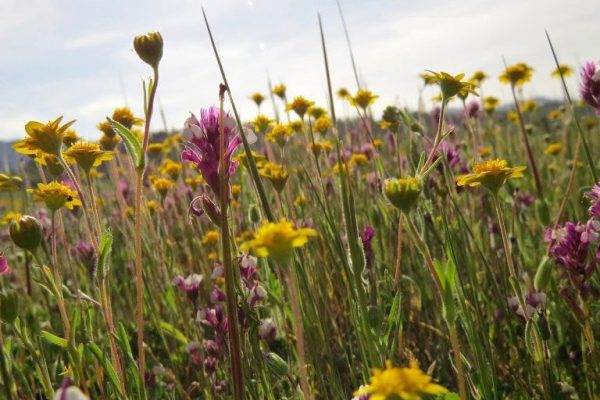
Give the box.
[1,4,600,400]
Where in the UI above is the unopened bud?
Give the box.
[10,215,43,252]
[133,32,163,68]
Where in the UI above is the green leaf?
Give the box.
[97,228,113,280]
[159,321,188,345]
[40,331,68,348]
[0,292,19,324]
[108,118,144,170]
[439,393,460,400]
[87,342,125,398]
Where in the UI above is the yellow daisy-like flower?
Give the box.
[384,177,422,213]
[307,106,327,120]
[266,123,295,147]
[185,175,204,191]
[294,194,309,207]
[202,230,219,246]
[520,99,538,113]
[551,64,573,78]
[151,176,174,198]
[349,153,369,167]
[478,146,493,157]
[287,96,315,118]
[250,92,265,107]
[470,70,489,83]
[499,63,534,87]
[97,120,114,137]
[29,181,82,211]
[456,159,526,192]
[240,218,317,263]
[507,111,519,123]
[14,117,76,156]
[258,162,289,193]
[548,108,564,121]
[424,71,478,100]
[289,120,303,134]
[234,151,267,169]
[99,134,121,151]
[483,97,500,114]
[62,141,113,173]
[159,159,182,181]
[313,116,332,135]
[251,114,275,134]
[0,174,23,192]
[419,72,437,86]
[1,211,22,225]
[231,184,242,200]
[308,140,334,158]
[147,200,161,214]
[373,138,383,149]
[337,87,351,100]
[350,89,378,109]
[147,142,166,158]
[544,143,562,155]
[272,84,287,99]
[62,129,80,148]
[354,360,448,400]
[33,153,67,177]
[112,107,143,129]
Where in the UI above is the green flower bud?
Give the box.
[264,352,289,378]
[133,32,163,68]
[9,215,43,252]
[384,177,422,213]
[249,204,261,224]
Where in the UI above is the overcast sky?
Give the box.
[0,0,598,141]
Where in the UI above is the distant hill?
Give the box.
[1,141,20,172]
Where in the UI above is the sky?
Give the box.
[0,0,599,141]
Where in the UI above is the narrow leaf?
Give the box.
[108,118,144,169]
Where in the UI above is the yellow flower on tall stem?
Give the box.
[272,83,287,99]
[251,114,275,134]
[14,117,76,156]
[258,162,289,193]
[499,63,534,87]
[424,71,478,101]
[350,89,378,109]
[250,92,265,108]
[286,96,314,118]
[0,174,23,192]
[29,182,82,211]
[551,64,573,78]
[63,141,113,173]
[354,360,447,400]
[266,123,295,147]
[456,159,526,193]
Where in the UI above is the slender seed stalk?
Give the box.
[50,210,71,341]
[420,99,447,174]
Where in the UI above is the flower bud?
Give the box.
[249,204,261,223]
[384,177,422,213]
[133,32,163,68]
[264,352,289,378]
[9,215,43,252]
[202,195,222,227]
[259,318,277,342]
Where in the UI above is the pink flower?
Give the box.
[580,62,600,113]
[0,253,12,275]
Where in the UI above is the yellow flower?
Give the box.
[62,129,80,148]
[272,84,287,99]
[29,181,82,211]
[231,184,242,200]
[551,64,573,78]
[287,96,314,118]
[1,211,22,225]
[456,159,526,192]
[251,114,275,134]
[507,111,519,123]
[354,360,447,400]
[419,72,437,86]
[470,70,489,83]
[240,218,317,263]
[384,177,422,213]
[112,107,143,129]
[313,116,332,135]
[250,92,265,107]
[147,200,160,214]
[235,229,255,244]
[202,230,219,246]
[308,140,334,158]
[14,117,76,156]
[159,159,182,180]
[133,32,163,68]
[520,99,538,113]
[289,120,304,134]
[373,139,383,149]
[207,251,218,261]
[151,176,174,198]
[350,89,378,109]
[99,134,121,151]
[548,108,564,121]
[266,123,295,147]
[147,142,166,158]
[235,151,267,169]
[0,174,23,192]
[349,153,369,167]
[307,106,327,120]
[97,120,114,137]
[478,146,492,157]
[582,115,598,130]
[544,143,562,155]
[423,71,478,100]
[63,141,113,173]
[337,87,351,99]
[333,161,350,175]
[483,97,500,114]
[185,175,204,191]
[499,63,534,87]
[259,162,289,193]
[294,194,309,207]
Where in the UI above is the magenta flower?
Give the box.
[181,106,242,198]
[464,100,480,119]
[0,253,12,275]
[585,182,600,219]
[580,62,600,113]
[259,318,277,342]
[360,224,376,270]
[172,273,203,302]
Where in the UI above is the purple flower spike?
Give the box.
[181,106,242,198]
[580,62,600,113]
[585,182,600,219]
[0,253,12,275]
[172,273,203,302]
[360,224,376,270]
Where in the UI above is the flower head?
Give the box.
[308,140,333,158]
[272,84,287,99]
[551,64,573,78]
[0,253,12,275]
[499,63,534,87]
[287,96,314,118]
[250,92,265,107]
[160,159,182,181]
[62,141,113,173]
[456,159,526,193]
[29,181,82,211]
[112,107,143,129]
[258,162,289,193]
[14,117,76,156]
[544,143,562,156]
[172,274,203,302]
[483,96,500,114]
[308,106,327,120]
[251,114,275,134]
[350,89,379,109]
[265,123,295,147]
[384,177,422,213]
[313,115,332,135]
[133,31,163,68]
[585,182,600,219]
[354,360,447,400]
[424,71,478,100]
[9,215,43,251]
[0,174,23,192]
[580,62,600,113]
[181,106,242,198]
[241,218,317,263]
[337,87,351,99]
[150,176,174,199]
[470,70,489,83]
